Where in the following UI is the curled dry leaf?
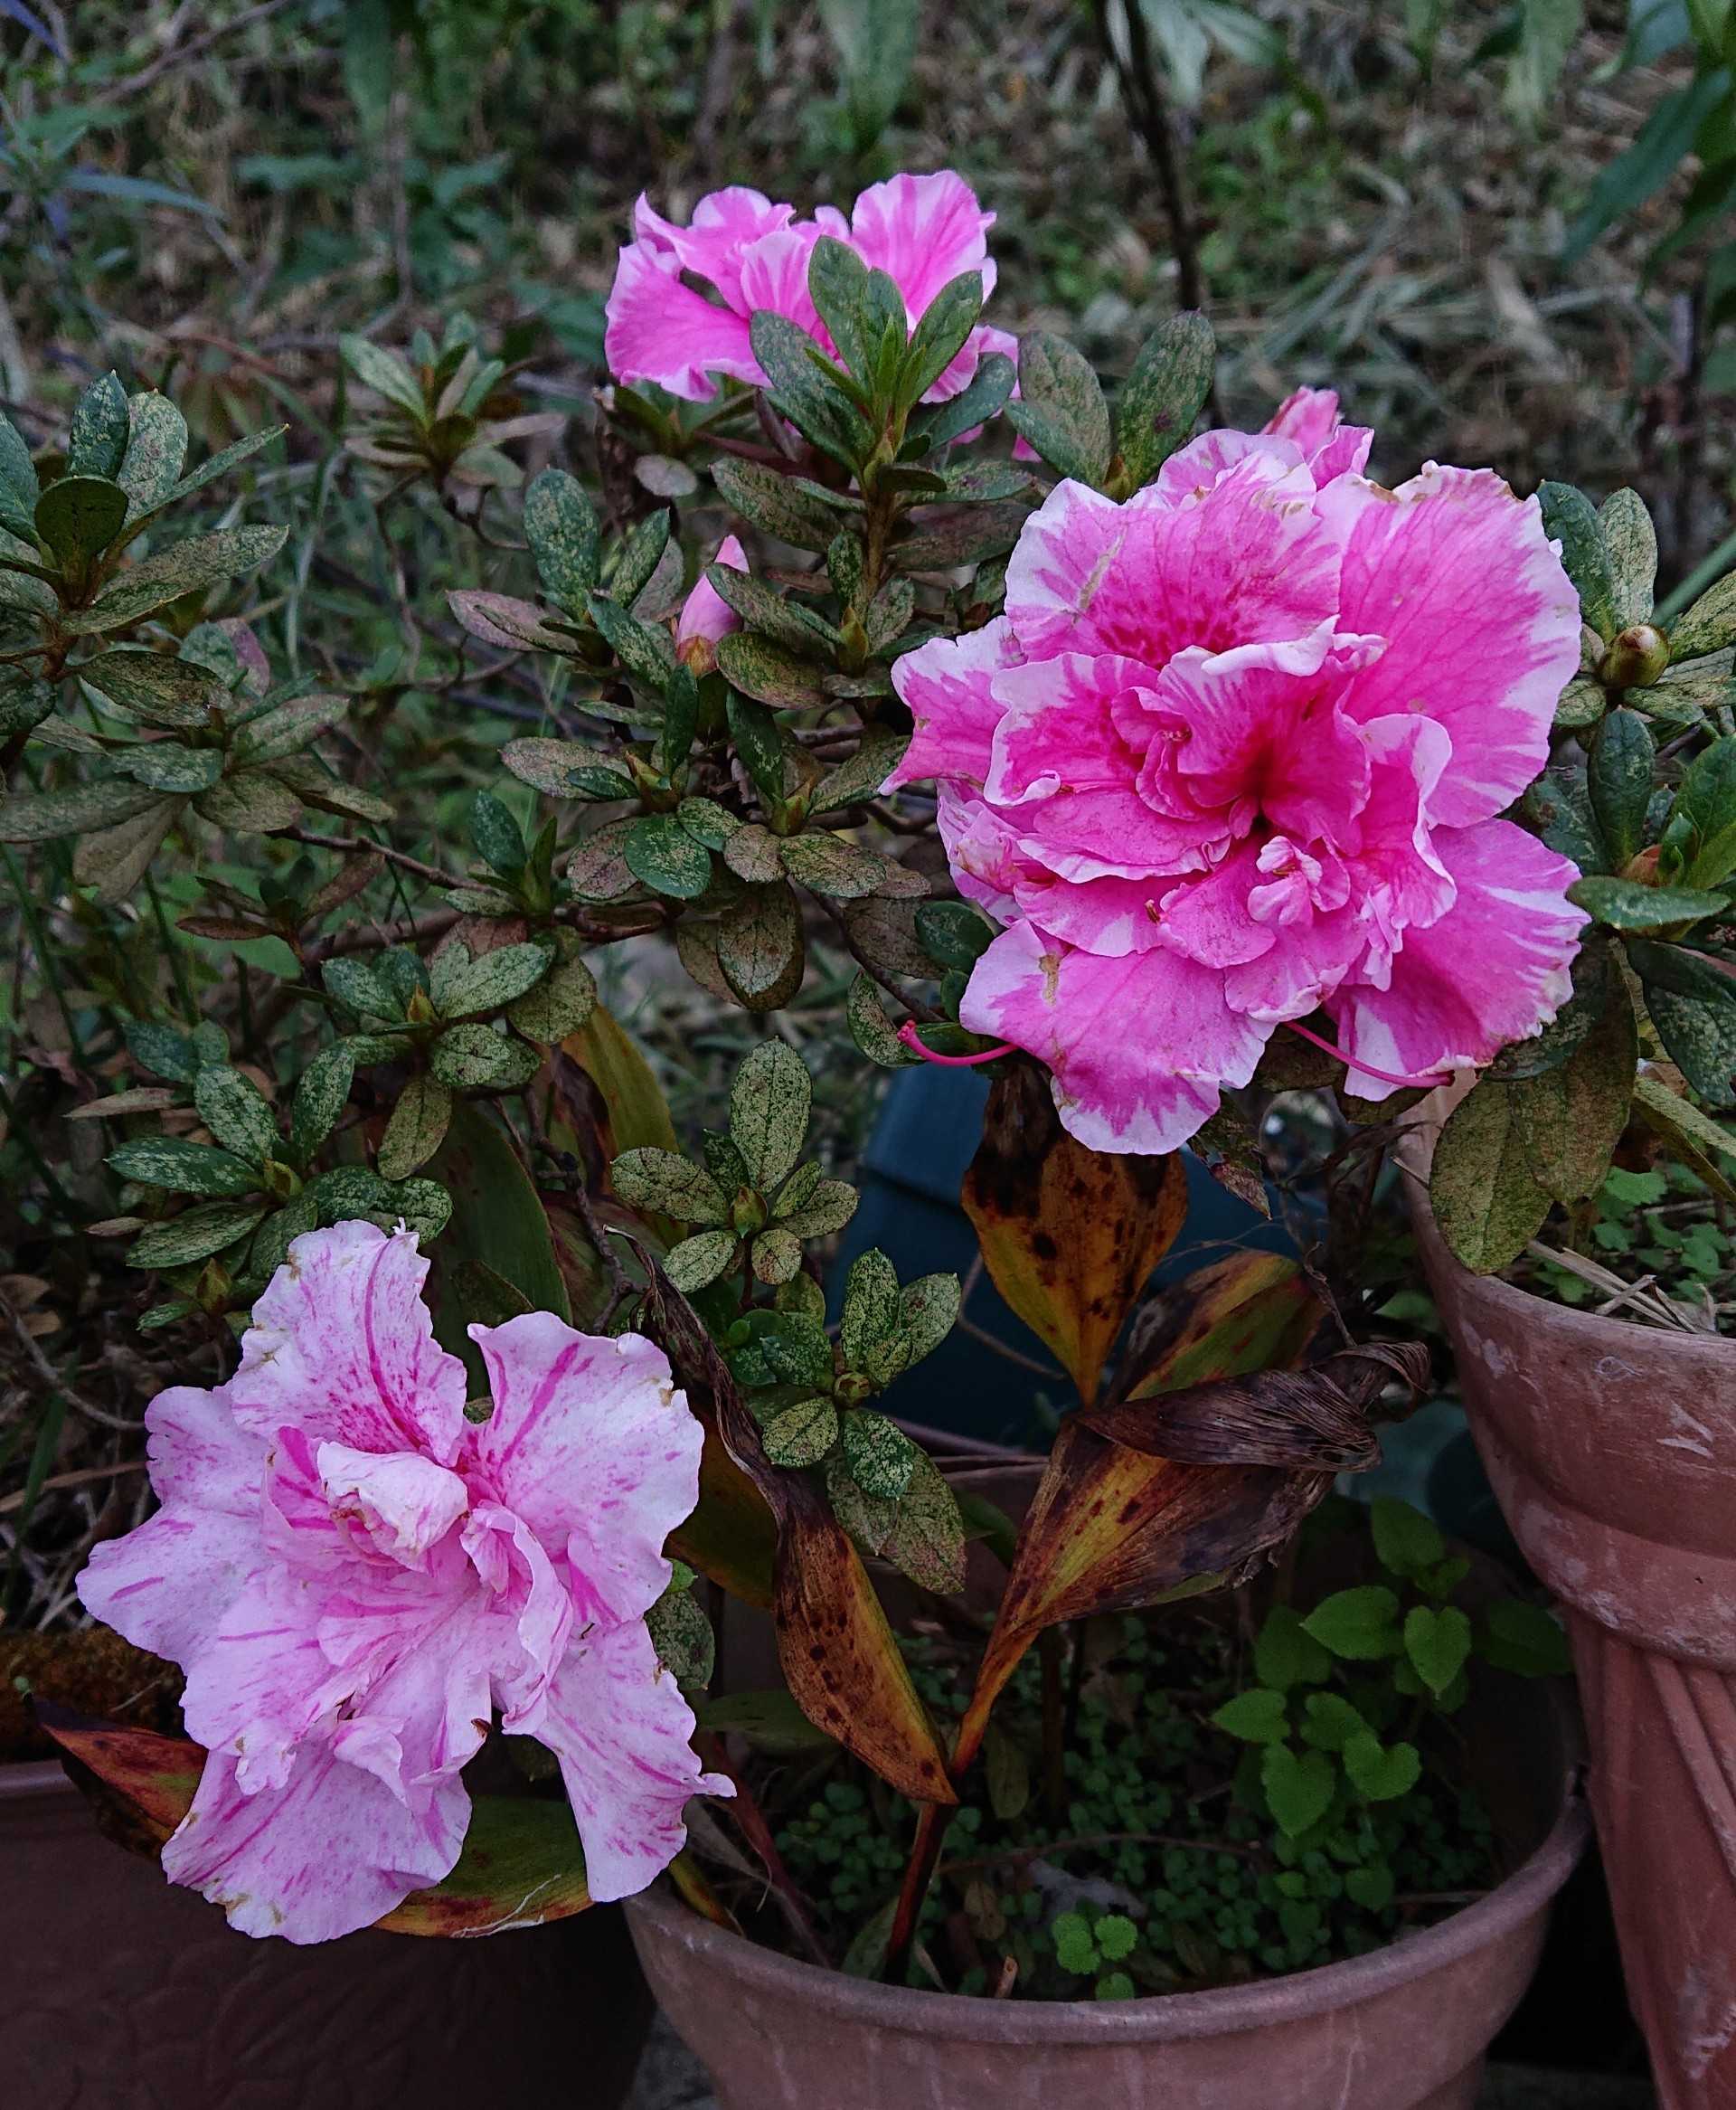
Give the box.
[961,1061,1189,1405]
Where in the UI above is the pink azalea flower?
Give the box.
[676,533,747,674]
[79,1221,730,1943]
[885,396,1588,1155]
[606,169,1013,407]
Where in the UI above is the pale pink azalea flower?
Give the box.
[675,533,748,674]
[886,394,1588,1155]
[606,169,1010,407]
[79,1221,730,1944]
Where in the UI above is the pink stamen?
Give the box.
[896,1021,1017,1068]
[1283,1019,1453,1092]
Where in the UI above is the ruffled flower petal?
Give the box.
[1326,818,1587,1096]
[1322,464,1581,828]
[161,1746,469,1945]
[531,1621,732,1905]
[603,241,760,402]
[886,615,1023,792]
[226,1223,467,1465]
[848,169,995,320]
[961,922,1269,1154]
[467,1314,703,1629]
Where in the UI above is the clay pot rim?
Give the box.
[0,1760,73,1800]
[627,1775,1588,2046]
[1407,1137,1736,1367]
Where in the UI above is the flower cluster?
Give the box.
[606,168,1014,405]
[79,1221,729,1943]
[888,390,1589,1153]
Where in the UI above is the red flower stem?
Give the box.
[895,1022,1016,1068]
[1282,1019,1452,1092]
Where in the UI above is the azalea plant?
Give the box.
[6,160,1731,1970]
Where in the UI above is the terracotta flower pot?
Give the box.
[627,1680,1585,2110]
[4,1756,652,2110]
[1414,1191,1736,2107]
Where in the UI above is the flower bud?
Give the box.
[675,534,748,675]
[1599,622,1670,690]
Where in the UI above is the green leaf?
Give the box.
[710,457,842,554]
[193,1065,279,1166]
[841,1409,917,1500]
[0,673,53,739]
[431,940,553,1019]
[107,738,220,795]
[154,425,285,515]
[730,1042,811,1190]
[665,1227,741,1292]
[778,829,902,900]
[1298,1692,1373,1754]
[840,1247,900,1366]
[501,737,635,802]
[896,271,986,412]
[1481,1600,1572,1678]
[1553,677,1607,732]
[1369,1498,1446,1580]
[896,1271,959,1362]
[290,1044,355,1165]
[807,235,877,378]
[1005,333,1112,487]
[323,957,401,1022]
[1113,311,1214,490]
[1539,481,1619,639]
[1431,1076,1553,1271]
[1524,767,1607,875]
[847,972,920,1068]
[429,1022,539,1092]
[1586,706,1656,868]
[506,955,597,1044]
[606,506,671,607]
[1404,1604,1473,1697]
[0,776,162,839]
[72,525,288,634]
[118,393,189,517]
[1672,570,1736,663]
[379,1071,454,1178]
[65,372,129,481]
[230,692,348,765]
[524,468,600,618]
[1260,1745,1336,1839]
[1211,1687,1289,1745]
[1342,1732,1422,1802]
[761,1393,840,1468]
[1253,1604,1332,1690]
[646,1570,716,1687]
[127,1196,269,1268]
[707,563,842,658]
[916,898,996,971]
[625,813,713,899]
[612,1147,730,1225]
[0,412,39,520]
[716,882,805,1010]
[77,648,223,727]
[748,311,873,469]
[1599,487,1657,627]
[1670,736,1736,889]
[718,631,826,710]
[722,822,785,885]
[587,591,674,688]
[1300,1585,1403,1661]
[448,590,582,655]
[193,768,303,834]
[340,334,425,416]
[107,1135,262,1197]
[773,1176,857,1242]
[1631,1069,1736,1169]
[1628,939,1736,1105]
[35,476,127,568]
[1515,989,1638,1207]
[1569,875,1727,930]
[920,352,1015,451]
